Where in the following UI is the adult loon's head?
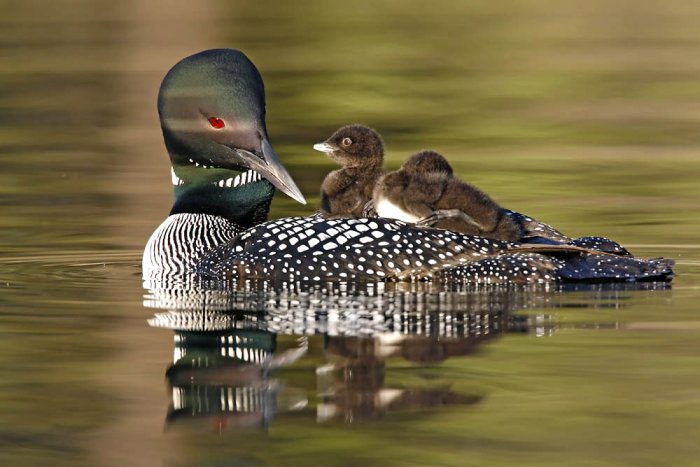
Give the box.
[158,48,306,224]
[401,150,453,177]
[313,124,384,170]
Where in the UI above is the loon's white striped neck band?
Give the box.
[186,157,212,169]
[170,167,262,188]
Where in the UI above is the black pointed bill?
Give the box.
[235,139,307,205]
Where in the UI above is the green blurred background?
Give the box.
[1,1,700,466]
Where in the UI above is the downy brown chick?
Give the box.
[373,150,524,241]
[314,124,384,218]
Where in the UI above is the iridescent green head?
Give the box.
[158,49,305,222]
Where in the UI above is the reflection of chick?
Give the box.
[317,335,484,423]
[373,151,524,241]
[313,124,384,218]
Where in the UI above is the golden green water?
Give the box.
[1,1,700,466]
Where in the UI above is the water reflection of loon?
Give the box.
[146,281,668,429]
[163,328,303,429]
[153,311,503,430]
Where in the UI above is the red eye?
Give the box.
[208,117,225,129]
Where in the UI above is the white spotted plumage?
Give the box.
[196,216,673,283]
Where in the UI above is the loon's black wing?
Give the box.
[197,217,673,284]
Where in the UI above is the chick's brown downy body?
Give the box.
[314,124,384,218]
[374,151,523,241]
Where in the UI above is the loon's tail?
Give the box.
[557,254,674,283]
[438,252,674,285]
[503,235,672,282]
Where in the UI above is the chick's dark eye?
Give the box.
[208,117,225,129]
[341,137,352,147]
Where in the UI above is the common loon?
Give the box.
[143,48,674,284]
[313,125,384,218]
[373,150,524,241]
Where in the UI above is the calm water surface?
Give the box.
[2,1,700,466]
